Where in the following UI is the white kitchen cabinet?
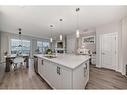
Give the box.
[38,58,47,78]
[53,64,72,89]
[73,60,89,89]
[42,61,72,89]
[35,54,90,89]
[38,58,42,75]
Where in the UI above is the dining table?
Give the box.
[5,54,29,72]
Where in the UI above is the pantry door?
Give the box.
[101,32,118,70]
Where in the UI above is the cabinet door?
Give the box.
[38,58,42,75]
[46,62,72,89]
[54,64,72,89]
[72,60,89,89]
[39,59,72,89]
[41,59,51,80]
[46,62,57,88]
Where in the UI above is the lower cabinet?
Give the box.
[51,63,72,89]
[38,58,42,76]
[72,60,89,89]
[37,58,89,89]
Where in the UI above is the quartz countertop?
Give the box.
[34,54,90,69]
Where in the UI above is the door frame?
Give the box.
[99,32,118,71]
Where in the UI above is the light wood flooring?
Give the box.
[0,60,51,89]
[86,65,127,89]
[0,60,127,89]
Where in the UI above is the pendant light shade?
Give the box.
[60,34,62,41]
[18,28,22,47]
[76,29,80,38]
[76,8,80,38]
[50,37,53,43]
[59,19,63,41]
[50,25,53,43]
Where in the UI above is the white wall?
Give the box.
[78,30,96,52]
[66,33,76,53]
[121,17,127,75]
[96,18,127,75]
[66,29,96,54]
[0,32,10,61]
[96,21,121,68]
[0,31,1,61]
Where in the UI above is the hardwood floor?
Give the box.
[0,60,127,89]
[86,65,127,89]
[0,60,51,89]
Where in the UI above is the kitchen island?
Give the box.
[34,54,90,89]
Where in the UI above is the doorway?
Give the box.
[100,32,118,71]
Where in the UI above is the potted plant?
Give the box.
[46,48,53,55]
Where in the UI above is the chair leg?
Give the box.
[14,64,17,71]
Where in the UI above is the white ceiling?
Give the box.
[0,6,127,39]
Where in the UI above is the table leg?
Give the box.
[26,56,29,68]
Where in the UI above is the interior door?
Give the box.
[101,32,118,70]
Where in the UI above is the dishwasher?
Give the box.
[34,56,38,74]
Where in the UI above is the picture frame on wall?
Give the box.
[82,36,95,44]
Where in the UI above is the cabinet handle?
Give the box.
[84,63,87,77]
[57,66,60,75]
[59,67,61,75]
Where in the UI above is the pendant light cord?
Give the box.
[76,8,80,30]
[59,19,63,41]
[50,25,53,43]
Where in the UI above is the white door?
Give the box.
[101,32,118,70]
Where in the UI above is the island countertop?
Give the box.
[34,54,90,69]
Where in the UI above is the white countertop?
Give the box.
[34,54,90,69]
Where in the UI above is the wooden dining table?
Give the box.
[5,54,29,72]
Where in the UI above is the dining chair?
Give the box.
[13,56,25,71]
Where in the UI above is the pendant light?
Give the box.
[50,25,53,43]
[17,28,23,55]
[18,28,22,47]
[59,19,63,41]
[76,8,80,38]
[60,34,62,41]
[50,38,53,43]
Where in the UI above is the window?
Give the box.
[42,42,50,53]
[11,39,31,54]
[37,41,43,53]
[37,41,50,53]
[43,42,50,49]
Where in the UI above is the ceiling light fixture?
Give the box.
[76,8,80,38]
